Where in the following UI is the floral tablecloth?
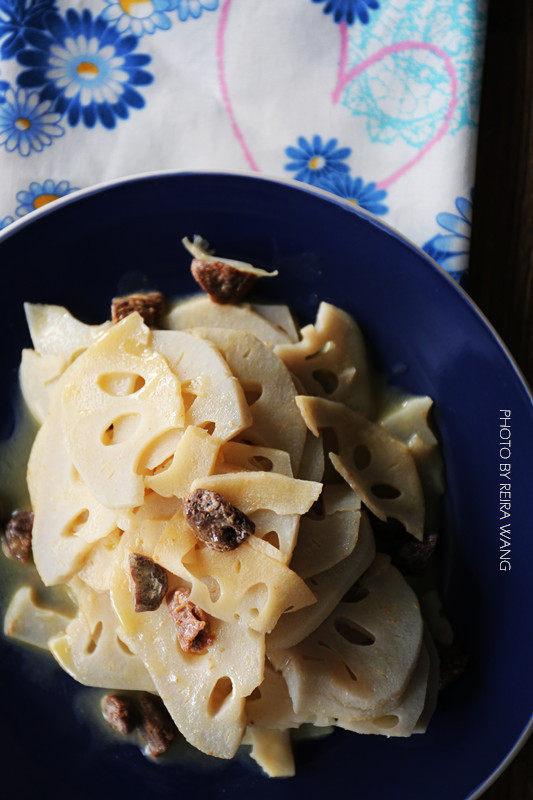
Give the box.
[0,0,486,281]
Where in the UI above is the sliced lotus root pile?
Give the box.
[269,555,423,720]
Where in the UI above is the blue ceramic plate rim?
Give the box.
[0,169,531,799]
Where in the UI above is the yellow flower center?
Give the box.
[119,0,154,18]
[308,156,325,170]
[76,61,99,78]
[33,194,60,210]
[347,198,359,207]
[15,117,31,131]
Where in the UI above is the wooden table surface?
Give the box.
[468,0,532,797]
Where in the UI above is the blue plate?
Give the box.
[0,172,531,800]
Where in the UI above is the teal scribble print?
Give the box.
[342,0,487,146]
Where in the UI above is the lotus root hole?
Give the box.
[97,372,145,396]
[86,621,103,654]
[101,413,141,445]
[342,584,370,603]
[371,483,401,499]
[312,369,339,394]
[116,635,135,656]
[207,677,233,716]
[262,530,280,549]
[243,383,263,407]
[373,715,400,729]
[63,508,90,536]
[250,455,273,471]
[353,444,372,470]
[201,575,221,602]
[334,618,375,646]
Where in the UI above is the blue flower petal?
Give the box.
[17,68,48,87]
[82,101,97,128]
[436,211,470,237]
[122,86,144,108]
[128,68,153,86]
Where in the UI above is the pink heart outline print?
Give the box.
[217,0,459,191]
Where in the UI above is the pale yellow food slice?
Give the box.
[28,406,123,586]
[193,328,307,472]
[20,349,67,424]
[267,512,375,651]
[297,395,425,540]
[275,302,373,416]
[111,543,264,759]
[246,728,295,778]
[246,662,302,730]
[78,529,123,592]
[380,395,444,496]
[3,586,72,650]
[60,313,183,509]
[165,296,291,347]
[146,426,221,498]
[24,303,111,361]
[151,329,251,441]
[252,303,299,342]
[336,644,429,737]
[217,442,293,477]
[50,578,154,691]
[191,471,321,517]
[153,514,315,635]
[289,486,361,579]
[270,555,423,720]
[297,429,325,482]
[247,510,300,565]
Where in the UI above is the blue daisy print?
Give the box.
[102,0,172,37]
[285,135,351,186]
[423,191,473,278]
[0,0,56,59]
[0,215,14,229]
[0,87,63,156]
[17,9,153,129]
[15,178,78,216]
[174,0,218,22]
[311,0,379,26]
[321,173,388,216]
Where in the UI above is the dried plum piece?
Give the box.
[438,641,469,690]
[129,553,168,612]
[395,531,438,574]
[137,693,177,758]
[167,588,213,653]
[111,292,166,327]
[184,488,255,551]
[2,510,33,563]
[102,693,137,735]
[190,258,257,304]
[370,513,438,575]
